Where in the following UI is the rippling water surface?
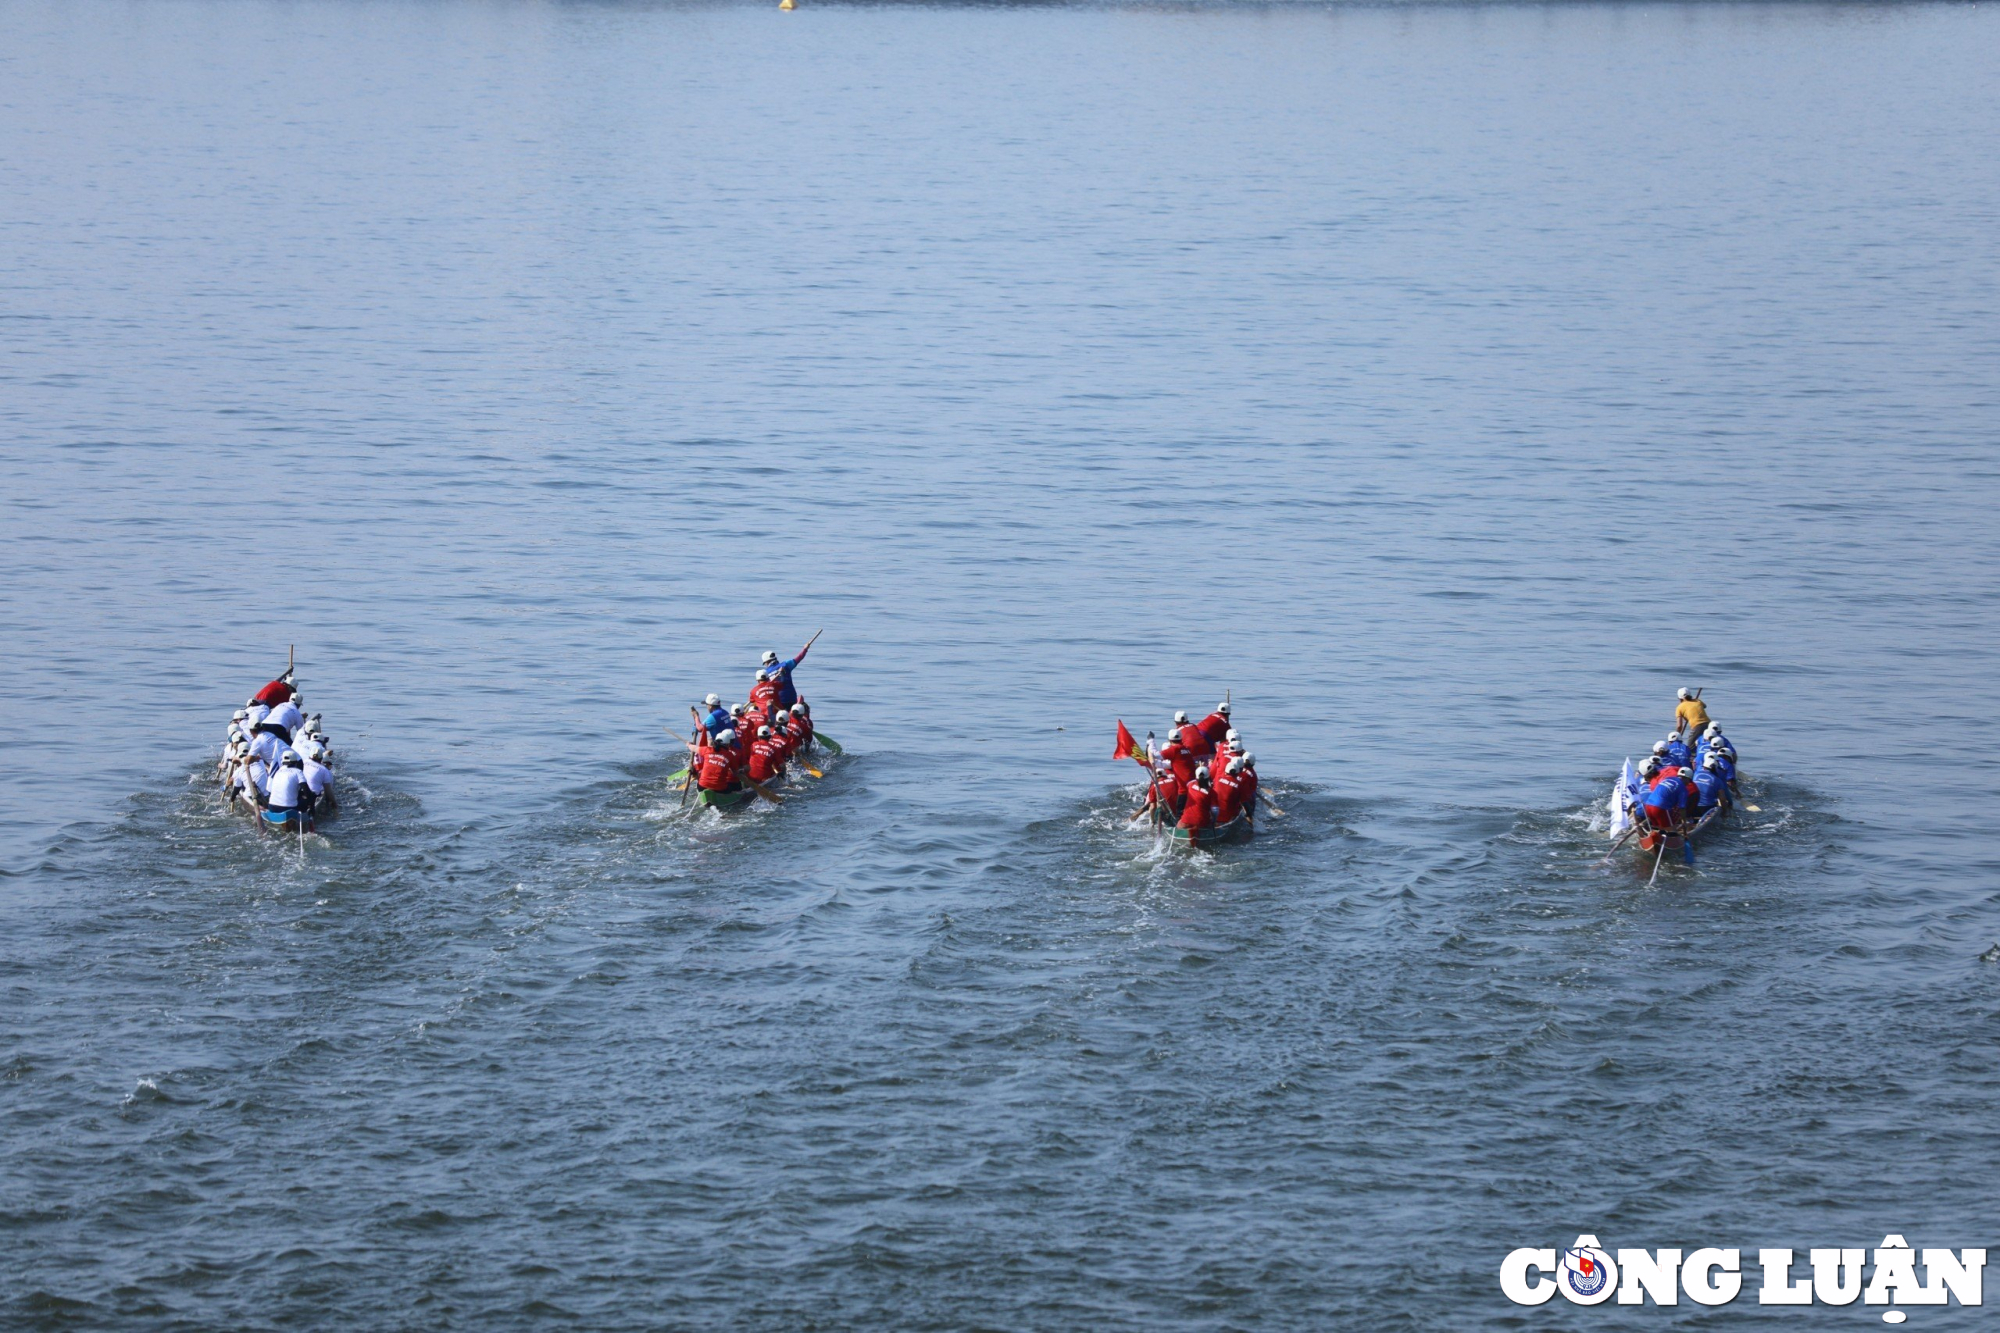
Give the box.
[4,0,1999,1326]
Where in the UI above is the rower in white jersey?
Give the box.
[265,696,305,739]
[262,751,308,827]
[298,739,336,816]
[234,751,271,806]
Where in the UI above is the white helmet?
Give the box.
[1705,724,1721,738]
[232,708,248,722]
[761,650,779,666]
[714,728,737,747]
[1193,764,1210,783]
[1641,756,1661,775]
[1173,710,1189,725]
[790,703,807,717]
[1218,701,1231,715]
[1224,728,1240,745]
[730,703,747,716]
[1678,687,1693,700]
[1242,753,1255,768]
[1652,741,1670,756]
[704,693,721,708]
[1703,755,1721,769]
[757,725,771,738]
[1226,757,1246,774]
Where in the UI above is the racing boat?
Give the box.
[1165,808,1254,848]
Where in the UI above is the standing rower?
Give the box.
[1673,688,1710,741]
[1194,700,1231,747]
[761,639,815,711]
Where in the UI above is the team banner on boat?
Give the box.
[1500,1235,1984,1321]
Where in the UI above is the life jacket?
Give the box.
[697,749,736,791]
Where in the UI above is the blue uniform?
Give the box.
[1663,740,1692,769]
[1693,768,1729,811]
[1643,774,1689,813]
[767,660,801,709]
[698,705,731,737]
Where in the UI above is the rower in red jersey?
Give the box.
[1177,767,1217,834]
[1194,700,1231,747]
[786,703,814,750]
[1159,734,1197,786]
[696,731,741,792]
[251,672,296,707]
[1212,757,1246,823]
[1143,768,1186,823]
[748,727,785,784]
[1173,710,1214,762]
[749,670,781,718]
[1237,753,1260,819]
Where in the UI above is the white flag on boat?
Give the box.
[1607,758,1640,840]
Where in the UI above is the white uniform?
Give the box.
[265,767,305,809]
[267,701,304,734]
[249,732,284,768]
[236,759,270,799]
[301,758,332,796]
[245,703,271,730]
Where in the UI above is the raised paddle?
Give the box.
[813,732,843,755]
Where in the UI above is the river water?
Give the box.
[3,0,1998,1326]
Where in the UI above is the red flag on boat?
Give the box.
[1114,720,1149,768]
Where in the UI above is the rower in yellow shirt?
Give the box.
[1673,687,1710,740]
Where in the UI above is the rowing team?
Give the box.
[1131,701,1262,832]
[1628,723,1740,832]
[216,670,337,830]
[685,640,821,794]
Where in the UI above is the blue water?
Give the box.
[4,0,1999,1326]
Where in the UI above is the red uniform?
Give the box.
[790,713,814,749]
[1213,769,1244,823]
[1160,739,1196,786]
[749,679,780,715]
[252,679,295,706]
[696,747,737,792]
[1177,787,1216,832]
[1146,772,1185,818]
[748,739,783,784]
[1195,712,1229,746]
[1177,724,1214,759]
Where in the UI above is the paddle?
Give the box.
[1647,835,1670,886]
[813,732,843,755]
[748,779,784,805]
[680,710,702,808]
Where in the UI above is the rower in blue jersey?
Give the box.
[759,631,821,711]
[1641,766,1691,832]
[695,692,731,740]
[1693,756,1731,815]
[1662,735,1692,770]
